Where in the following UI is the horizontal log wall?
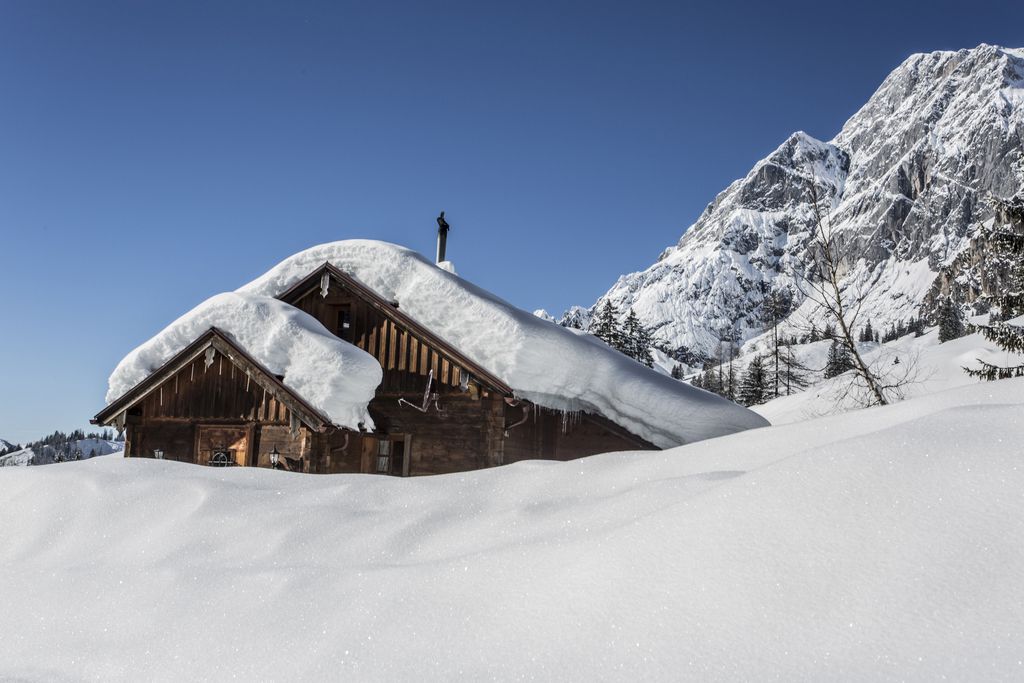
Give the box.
[367,392,503,475]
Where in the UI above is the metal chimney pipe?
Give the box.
[436,211,450,263]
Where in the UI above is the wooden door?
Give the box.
[359,434,411,476]
[196,425,249,466]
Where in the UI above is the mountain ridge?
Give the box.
[565,44,1024,359]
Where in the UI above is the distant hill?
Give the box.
[0,431,124,467]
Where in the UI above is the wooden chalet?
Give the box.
[94,250,656,476]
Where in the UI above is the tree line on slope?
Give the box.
[0,428,124,464]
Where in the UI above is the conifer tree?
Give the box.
[738,356,769,406]
[965,196,1024,380]
[824,340,855,379]
[937,297,966,343]
[622,309,654,367]
[591,300,623,351]
[700,361,723,396]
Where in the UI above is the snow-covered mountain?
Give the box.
[570,44,1024,358]
[0,438,17,452]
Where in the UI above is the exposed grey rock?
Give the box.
[566,45,1024,358]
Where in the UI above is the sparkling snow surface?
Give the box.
[238,239,768,446]
[105,292,382,430]
[3,377,1023,680]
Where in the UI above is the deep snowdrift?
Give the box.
[751,322,1024,425]
[105,292,382,430]
[3,379,1023,680]
[238,239,767,446]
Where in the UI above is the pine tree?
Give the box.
[591,300,623,351]
[622,309,654,367]
[937,297,966,343]
[824,340,855,379]
[738,356,769,406]
[670,364,685,380]
[700,361,723,396]
[964,196,1024,380]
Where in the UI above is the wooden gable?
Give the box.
[277,263,514,397]
[93,328,332,432]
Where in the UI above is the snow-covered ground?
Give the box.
[752,323,1024,424]
[2,376,1023,680]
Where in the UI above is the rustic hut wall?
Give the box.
[314,429,364,474]
[138,354,293,424]
[124,349,309,466]
[127,421,196,463]
[502,407,646,463]
[255,424,313,471]
[292,287,471,395]
[365,393,503,475]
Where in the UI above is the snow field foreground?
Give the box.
[2,380,1024,680]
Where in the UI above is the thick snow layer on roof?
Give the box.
[106,293,382,430]
[239,240,768,446]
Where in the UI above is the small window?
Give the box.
[375,439,391,473]
[337,305,353,341]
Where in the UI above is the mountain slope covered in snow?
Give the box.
[574,44,1024,358]
[2,378,1023,680]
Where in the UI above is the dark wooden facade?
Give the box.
[94,264,654,475]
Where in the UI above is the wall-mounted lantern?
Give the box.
[153,449,164,460]
[269,446,280,469]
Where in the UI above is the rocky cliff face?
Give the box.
[569,44,1024,358]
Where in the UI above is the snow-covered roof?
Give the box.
[238,240,768,446]
[105,292,382,431]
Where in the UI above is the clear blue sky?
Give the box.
[1,0,1022,443]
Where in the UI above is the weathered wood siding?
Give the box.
[124,347,313,469]
[292,284,472,395]
[138,352,294,424]
[366,393,504,475]
[502,407,643,463]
